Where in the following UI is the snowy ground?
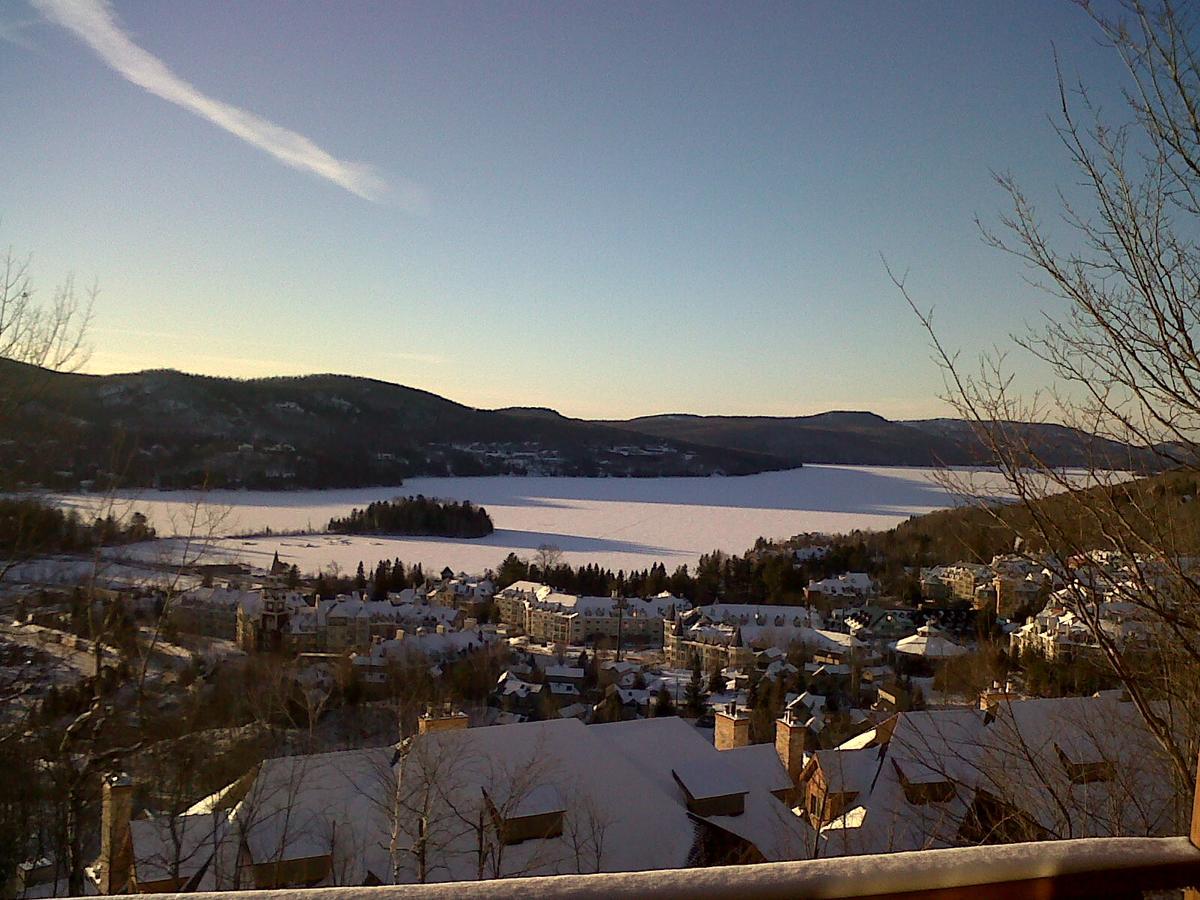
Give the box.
[58,466,1019,577]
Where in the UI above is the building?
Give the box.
[93,714,823,892]
[663,605,858,671]
[1009,594,1148,663]
[493,582,683,646]
[351,626,502,692]
[939,564,993,603]
[235,589,307,652]
[805,573,877,605]
[431,573,494,617]
[170,587,259,639]
[800,693,1181,858]
[236,590,463,655]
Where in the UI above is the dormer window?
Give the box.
[672,760,749,817]
[1055,742,1114,784]
[484,784,565,845]
[893,759,955,804]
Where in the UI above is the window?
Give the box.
[1055,743,1114,784]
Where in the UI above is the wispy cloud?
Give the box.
[33,0,400,203]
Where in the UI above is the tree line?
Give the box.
[327,496,494,538]
[0,498,156,558]
[494,544,835,604]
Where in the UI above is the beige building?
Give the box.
[236,591,462,655]
[493,582,681,646]
[663,605,854,671]
[940,563,992,603]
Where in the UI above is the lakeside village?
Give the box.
[0,534,1174,895]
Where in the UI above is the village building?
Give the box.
[235,590,462,655]
[664,605,859,671]
[430,572,495,617]
[493,582,683,646]
[170,586,259,639]
[799,693,1180,858]
[938,563,993,603]
[92,713,827,892]
[805,573,877,605]
[892,625,967,676]
[350,626,502,693]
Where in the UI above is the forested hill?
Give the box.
[0,361,787,490]
[0,360,1159,491]
[600,412,1162,470]
[858,469,1200,566]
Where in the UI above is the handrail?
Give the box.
[120,835,1200,900]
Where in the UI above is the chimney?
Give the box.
[776,707,810,786]
[418,703,469,735]
[979,681,1016,712]
[99,772,133,894]
[714,702,750,751]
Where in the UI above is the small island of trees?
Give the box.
[327,495,494,538]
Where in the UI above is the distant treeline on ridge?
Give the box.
[327,496,494,538]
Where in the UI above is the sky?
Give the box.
[0,1,1136,420]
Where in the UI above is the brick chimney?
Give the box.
[775,704,810,786]
[714,702,750,750]
[418,701,469,735]
[99,772,133,894]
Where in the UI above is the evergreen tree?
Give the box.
[653,687,676,718]
[354,561,367,591]
[390,559,407,591]
[684,658,706,717]
[372,560,390,600]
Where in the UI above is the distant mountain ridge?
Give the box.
[600,411,1161,470]
[0,361,1156,491]
[0,361,786,490]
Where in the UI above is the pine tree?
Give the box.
[684,658,706,716]
[653,687,676,718]
[372,560,390,600]
[354,561,367,591]
[390,559,407,591]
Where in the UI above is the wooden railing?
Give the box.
[114,837,1200,899]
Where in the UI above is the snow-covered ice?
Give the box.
[57,466,1016,576]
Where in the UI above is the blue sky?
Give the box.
[1,1,1132,419]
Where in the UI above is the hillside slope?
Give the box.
[0,362,788,490]
[862,469,1200,564]
[602,412,1158,469]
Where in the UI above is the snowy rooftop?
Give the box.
[894,626,967,659]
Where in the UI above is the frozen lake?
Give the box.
[61,466,1013,576]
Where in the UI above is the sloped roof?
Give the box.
[894,626,967,658]
[130,812,228,885]
[592,717,815,862]
[815,696,1179,859]
[395,718,701,881]
[230,747,393,885]
[979,695,1178,838]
